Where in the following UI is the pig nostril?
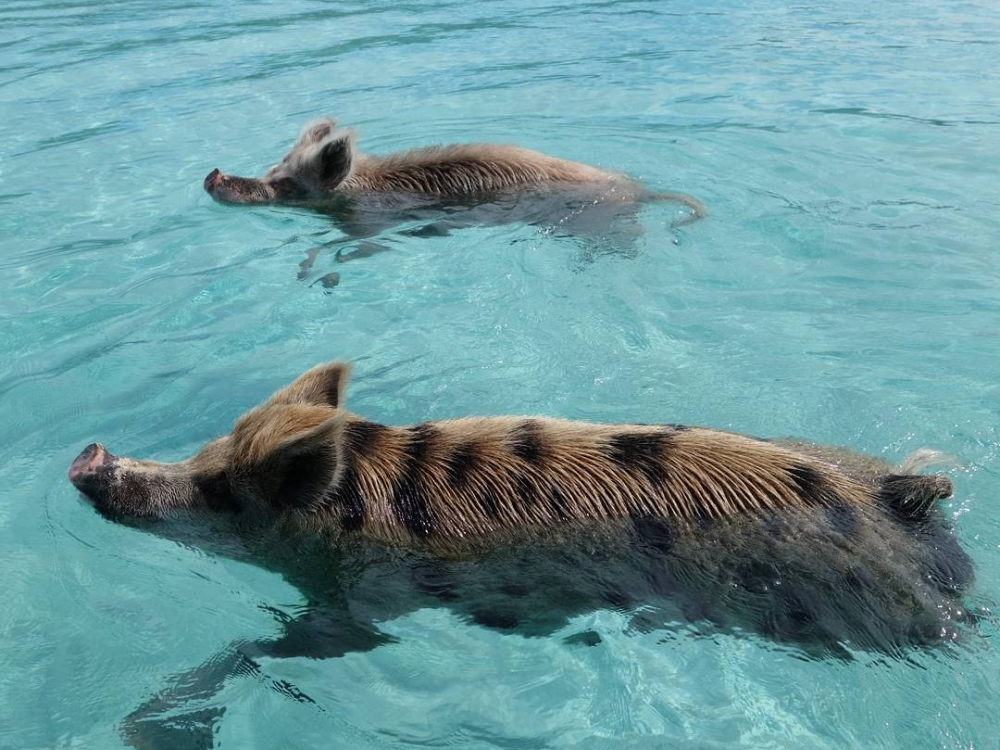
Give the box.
[87,443,107,469]
[68,443,110,485]
[204,168,221,192]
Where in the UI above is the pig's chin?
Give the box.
[77,492,165,527]
[211,186,274,204]
[84,498,227,544]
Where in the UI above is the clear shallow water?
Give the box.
[2,0,1000,747]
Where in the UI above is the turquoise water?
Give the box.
[3,0,1000,747]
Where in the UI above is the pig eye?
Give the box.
[268,177,308,199]
[196,472,241,514]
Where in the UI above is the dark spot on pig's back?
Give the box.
[510,471,538,511]
[391,424,439,538]
[546,485,573,521]
[786,464,845,507]
[323,421,388,531]
[478,486,504,521]
[509,420,546,464]
[445,440,505,521]
[445,441,478,486]
[392,480,434,538]
[606,431,674,486]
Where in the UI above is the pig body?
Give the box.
[70,360,973,652]
[203,118,706,253]
[68,362,975,747]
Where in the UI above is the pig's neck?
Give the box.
[322,416,447,547]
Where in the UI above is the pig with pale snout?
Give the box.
[69,362,975,748]
[204,118,706,266]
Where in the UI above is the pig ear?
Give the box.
[274,412,347,453]
[316,132,354,188]
[268,413,348,509]
[295,118,336,148]
[272,361,352,408]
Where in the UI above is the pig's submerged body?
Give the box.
[252,499,971,660]
[291,183,670,252]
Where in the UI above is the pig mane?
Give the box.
[344,144,614,196]
[315,417,908,550]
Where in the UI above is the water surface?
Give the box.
[2,0,1000,748]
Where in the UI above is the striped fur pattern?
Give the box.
[323,416,877,550]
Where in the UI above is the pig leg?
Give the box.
[332,220,460,260]
[297,245,323,280]
[398,221,454,238]
[297,236,365,279]
[254,604,397,659]
[333,240,394,263]
[120,645,277,750]
[121,605,394,750]
[309,272,341,291]
[298,237,394,285]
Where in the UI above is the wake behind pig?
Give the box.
[203,118,706,261]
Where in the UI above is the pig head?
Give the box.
[69,362,351,528]
[204,120,353,205]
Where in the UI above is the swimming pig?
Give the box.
[68,361,973,749]
[204,118,705,270]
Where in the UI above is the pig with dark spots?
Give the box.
[69,361,976,749]
[204,117,706,273]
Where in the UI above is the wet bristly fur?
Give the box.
[323,416,879,548]
[207,117,707,219]
[346,143,613,195]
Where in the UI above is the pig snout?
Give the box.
[203,170,273,203]
[69,443,114,500]
[204,168,222,193]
